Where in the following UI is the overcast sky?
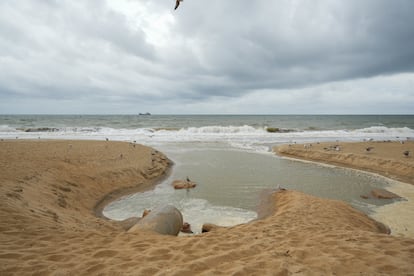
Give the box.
[0,0,413,114]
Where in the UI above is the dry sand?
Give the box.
[1,140,414,275]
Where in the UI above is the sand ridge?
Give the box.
[1,140,414,275]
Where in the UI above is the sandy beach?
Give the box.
[275,140,414,239]
[1,140,414,275]
[275,141,414,185]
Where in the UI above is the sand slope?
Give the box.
[1,140,414,275]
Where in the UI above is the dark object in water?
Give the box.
[181,222,193,234]
[202,223,219,233]
[24,127,59,132]
[371,189,401,199]
[266,127,294,133]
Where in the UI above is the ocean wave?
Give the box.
[1,125,413,143]
[181,125,264,134]
[161,125,414,136]
[20,127,60,132]
[356,126,414,135]
[0,125,18,132]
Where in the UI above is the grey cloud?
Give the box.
[172,0,414,94]
[0,0,413,114]
[0,1,157,102]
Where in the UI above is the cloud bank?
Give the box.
[0,0,413,114]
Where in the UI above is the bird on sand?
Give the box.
[365,147,374,152]
[403,150,410,157]
[174,0,183,10]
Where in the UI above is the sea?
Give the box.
[1,114,414,233]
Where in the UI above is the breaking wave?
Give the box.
[1,124,413,153]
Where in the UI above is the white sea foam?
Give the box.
[0,125,18,132]
[182,125,264,134]
[179,198,257,233]
[356,126,413,135]
[1,125,413,153]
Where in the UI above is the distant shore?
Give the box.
[1,140,413,275]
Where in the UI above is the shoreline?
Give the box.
[93,163,173,220]
[1,140,414,275]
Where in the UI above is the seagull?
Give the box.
[276,184,286,191]
[174,0,183,10]
[365,147,374,152]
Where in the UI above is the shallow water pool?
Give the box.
[104,143,397,233]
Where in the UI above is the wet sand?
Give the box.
[1,140,414,275]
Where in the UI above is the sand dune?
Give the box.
[1,140,414,275]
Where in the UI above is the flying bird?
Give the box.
[175,0,183,10]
